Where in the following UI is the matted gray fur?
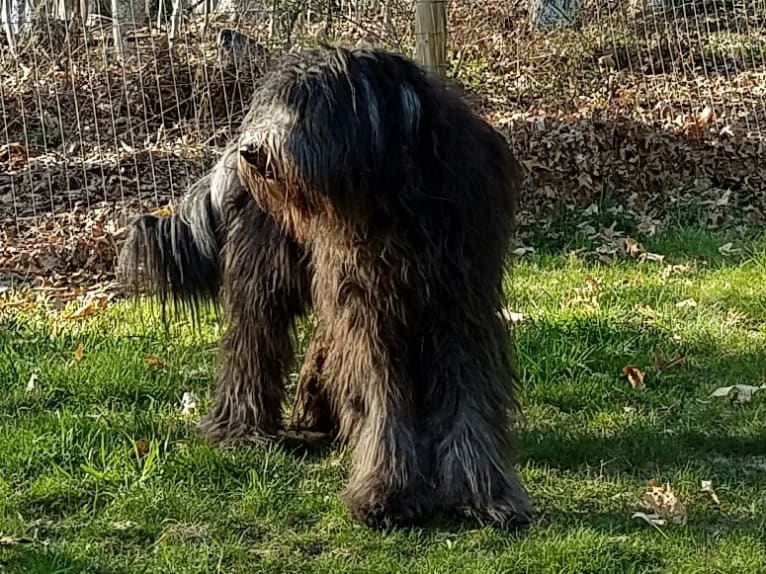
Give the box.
[119,44,532,530]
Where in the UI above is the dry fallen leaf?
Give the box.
[623,237,645,258]
[623,365,646,390]
[635,482,687,530]
[718,243,740,256]
[697,105,714,126]
[701,480,720,505]
[653,352,685,372]
[144,354,166,370]
[639,252,665,263]
[26,373,38,392]
[710,384,766,404]
[151,204,174,217]
[500,308,526,324]
[583,202,599,216]
[134,440,150,457]
[631,512,669,537]
[583,275,603,291]
[634,304,659,324]
[73,342,85,362]
[181,391,198,416]
[660,264,692,281]
[64,298,107,320]
[0,536,34,547]
[645,483,687,524]
[511,246,536,257]
[111,520,138,531]
[598,54,616,70]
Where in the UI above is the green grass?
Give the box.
[2,226,766,573]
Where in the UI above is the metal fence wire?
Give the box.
[1,0,765,295]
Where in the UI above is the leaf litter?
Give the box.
[144,354,166,370]
[1,0,764,302]
[623,365,646,390]
[181,392,198,417]
[632,481,687,535]
[25,373,38,392]
[63,297,109,320]
[0,536,34,547]
[710,384,766,404]
[701,481,720,505]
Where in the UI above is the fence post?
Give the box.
[414,0,447,76]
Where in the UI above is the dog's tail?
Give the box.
[118,150,237,314]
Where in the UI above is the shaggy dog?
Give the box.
[119,45,532,530]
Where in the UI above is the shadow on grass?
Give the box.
[522,425,766,476]
[537,510,765,540]
[1,546,135,574]
[514,311,766,404]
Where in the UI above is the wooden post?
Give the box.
[414,0,447,76]
[2,0,18,56]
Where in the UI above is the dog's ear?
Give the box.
[239,143,275,180]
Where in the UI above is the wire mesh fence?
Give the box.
[1,0,764,297]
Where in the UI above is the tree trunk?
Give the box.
[1,0,23,54]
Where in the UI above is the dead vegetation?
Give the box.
[1,0,765,298]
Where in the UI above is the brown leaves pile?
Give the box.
[2,0,765,299]
[1,206,131,301]
[0,142,29,170]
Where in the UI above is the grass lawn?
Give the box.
[2,224,766,574]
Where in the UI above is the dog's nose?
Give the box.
[239,143,260,167]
